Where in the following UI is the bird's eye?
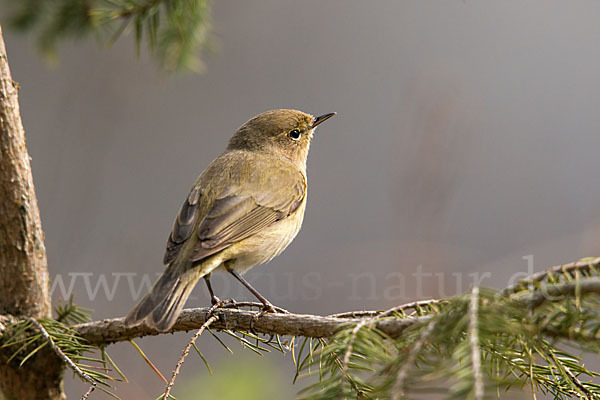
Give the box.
[289,129,301,140]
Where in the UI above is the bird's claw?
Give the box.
[207,297,225,316]
[254,302,287,320]
[210,296,222,306]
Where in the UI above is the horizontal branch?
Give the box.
[2,262,599,349]
[72,276,600,347]
[504,258,600,295]
[73,307,428,346]
[514,277,600,308]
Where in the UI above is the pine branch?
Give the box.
[70,307,427,346]
[3,259,600,399]
[0,271,599,348]
[513,277,600,308]
[504,257,600,295]
[1,316,125,399]
[27,318,97,399]
[391,318,436,399]
[294,260,600,399]
[5,0,213,71]
[57,267,600,347]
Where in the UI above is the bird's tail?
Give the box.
[124,262,202,332]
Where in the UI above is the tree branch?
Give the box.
[513,277,600,308]
[504,258,600,295]
[63,275,600,347]
[72,307,427,346]
[1,260,599,399]
[27,318,96,395]
[1,274,599,352]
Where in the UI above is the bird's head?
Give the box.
[227,109,335,169]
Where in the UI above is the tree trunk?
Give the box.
[0,25,66,400]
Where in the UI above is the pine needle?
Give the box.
[129,339,167,384]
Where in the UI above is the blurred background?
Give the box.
[2,0,600,398]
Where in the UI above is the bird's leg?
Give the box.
[205,273,239,312]
[204,274,230,316]
[228,269,275,312]
[204,274,221,305]
[226,267,287,315]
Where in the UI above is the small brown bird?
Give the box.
[125,109,335,331]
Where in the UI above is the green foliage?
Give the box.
[295,261,600,399]
[4,0,212,71]
[0,302,126,399]
[55,294,93,325]
[3,259,600,399]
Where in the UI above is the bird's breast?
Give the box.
[226,199,307,274]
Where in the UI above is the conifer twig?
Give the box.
[335,302,439,400]
[515,278,600,308]
[327,310,381,318]
[328,299,443,319]
[504,258,600,295]
[338,319,370,400]
[27,318,97,398]
[338,301,424,397]
[392,318,437,399]
[162,315,219,399]
[468,286,484,400]
[545,348,594,399]
[563,363,593,399]
[81,385,95,400]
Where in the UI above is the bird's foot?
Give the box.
[253,302,289,316]
[224,297,238,306]
[256,303,278,318]
[210,295,222,306]
[207,297,241,316]
[207,296,225,316]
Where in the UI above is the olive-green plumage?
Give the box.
[125,109,335,331]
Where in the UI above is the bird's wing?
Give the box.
[163,187,202,264]
[163,158,306,265]
[190,172,306,262]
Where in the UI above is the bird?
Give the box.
[124,109,335,331]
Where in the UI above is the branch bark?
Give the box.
[73,307,426,346]
[66,273,600,347]
[0,267,598,399]
[0,26,50,319]
[0,25,65,400]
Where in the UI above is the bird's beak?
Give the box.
[311,112,336,129]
